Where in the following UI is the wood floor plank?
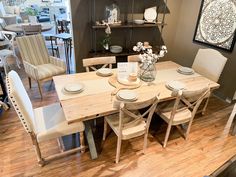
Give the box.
[0,69,236,177]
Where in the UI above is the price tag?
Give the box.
[117,62,138,79]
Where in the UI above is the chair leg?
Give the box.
[202,96,210,115]
[115,136,122,163]
[37,81,43,99]
[143,132,148,154]
[103,119,108,141]
[185,120,194,140]
[30,133,45,166]
[79,132,85,153]
[28,77,32,89]
[163,123,172,148]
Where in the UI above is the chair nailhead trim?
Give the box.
[6,77,31,134]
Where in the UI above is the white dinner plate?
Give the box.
[96,68,113,77]
[166,81,185,91]
[144,7,157,22]
[64,83,84,93]
[117,90,138,101]
[177,67,194,75]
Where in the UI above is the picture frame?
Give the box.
[193,0,236,52]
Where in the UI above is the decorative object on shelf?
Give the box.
[104,3,120,24]
[133,19,145,25]
[193,0,236,52]
[144,6,157,23]
[133,42,167,82]
[101,23,111,50]
[143,41,152,49]
[110,45,123,53]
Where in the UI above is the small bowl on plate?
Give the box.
[110,45,123,54]
[134,19,145,25]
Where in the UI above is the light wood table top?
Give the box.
[53,61,220,124]
[4,23,53,33]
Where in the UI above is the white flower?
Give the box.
[133,46,138,51]
[159,50,165,57]
[105,25,111,34]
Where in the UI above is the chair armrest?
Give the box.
[23,61,39,80]
[49,56,66,71]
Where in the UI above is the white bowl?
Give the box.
[110,45,123,54]
[134,19,145,25]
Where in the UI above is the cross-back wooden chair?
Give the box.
[192,49,227,115]
[22,24,42,35]
[156,86,210,147]
[127,55,141,62]
[6,71,85,166]
[82,56,116,72]
[103,95,159,163]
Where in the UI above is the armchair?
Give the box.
[16,34,66,99]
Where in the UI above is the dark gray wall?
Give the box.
[167,0,236,100]
[71,0,236,100]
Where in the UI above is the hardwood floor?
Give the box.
[0,70,236,177]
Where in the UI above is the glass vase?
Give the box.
[139,62,157,82]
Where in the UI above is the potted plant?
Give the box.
[100,24,111,51]
[25,7,39,23]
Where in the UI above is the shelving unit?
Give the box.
[90,0,168,58]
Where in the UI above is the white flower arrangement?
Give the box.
[133,42,168,64]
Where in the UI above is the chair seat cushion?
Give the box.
[105,113,146,140]
[34,103,84,142]
[36,63,65,80]
[160,108,192,125]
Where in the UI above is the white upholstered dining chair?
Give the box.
[156,86,210,148]
[82,56,116,72]
[103,96,159,163]
[6,71,85,166]
[16,34,66,99]
[192,48,227,114]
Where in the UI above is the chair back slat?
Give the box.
[82,56,116,72]
[127,55,141,62]
[170,86,210,122]
[118,96,159,132]
[22,24,42,36]
[6,71,36,133]
[16,34,49,65]
[192,49,227,82]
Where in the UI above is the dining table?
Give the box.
[53,61,220,159]
[4,23,53,33]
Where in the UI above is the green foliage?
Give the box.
[25,7,38,16]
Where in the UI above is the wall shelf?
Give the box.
[92,22,167,29]
[90,0,168,57]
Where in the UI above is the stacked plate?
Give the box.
[116,90,138,102]
[177,67,194,75]
[166,81,185,91]
[63,83,84,94]
[96,68,113,77]
[110,45,123,54]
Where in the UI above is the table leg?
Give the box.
[63,40,70,74]
[84,120,98,159]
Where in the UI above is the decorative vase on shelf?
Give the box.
[139,62,157,82]
[133,42,168,83]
